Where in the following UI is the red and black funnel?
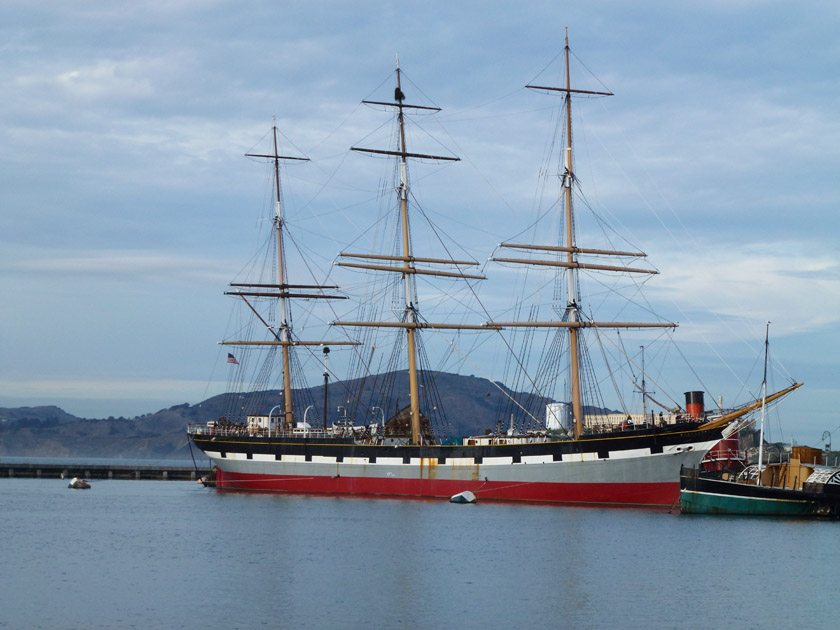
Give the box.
[684,391,705,419]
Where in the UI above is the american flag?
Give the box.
[226,353,239,365]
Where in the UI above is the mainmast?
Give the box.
[223,122,358,430]
[334,57,496,444]
[395,59,422,446]
[490,30,674,439]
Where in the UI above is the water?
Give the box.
[1,478,837,629]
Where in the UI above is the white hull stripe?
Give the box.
[204,439,715,467]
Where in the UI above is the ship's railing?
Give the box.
[462,433,553,446]
[187,423,376,440]
[586,413,678,427]
[702,447,745,462]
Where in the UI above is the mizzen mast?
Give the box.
[267,124,300,430]
[490,30,674,439]
[223,122,357,430]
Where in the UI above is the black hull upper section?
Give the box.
[191,422,723,462]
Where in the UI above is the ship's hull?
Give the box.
[190,423,724,507]
[679,468,840,517]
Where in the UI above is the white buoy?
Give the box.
[449,490,476,504]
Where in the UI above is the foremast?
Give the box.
[223,122,358,430]
[334,57,497,444]
[490,30,675,439]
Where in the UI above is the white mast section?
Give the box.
[641,346,647,420]
[757,321,770,484]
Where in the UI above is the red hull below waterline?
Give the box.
[215,469,680,507]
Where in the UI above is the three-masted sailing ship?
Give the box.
[188,34,799,506]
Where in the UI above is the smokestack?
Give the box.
[684,391,705,419]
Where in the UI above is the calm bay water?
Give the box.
[1,477,837,629]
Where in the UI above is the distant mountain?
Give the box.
[0,402,200,460]
[0,406,81,427]
[0,371,613,460]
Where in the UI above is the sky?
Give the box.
[1,1,839,446]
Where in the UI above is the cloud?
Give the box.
[0,0,837,438]
[54,59,158,101]
[1,376,218,398]
[1,246,234,284]
[651,241,840,338]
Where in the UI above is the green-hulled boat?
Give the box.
[680,324,840,518]
[680,460,840,518]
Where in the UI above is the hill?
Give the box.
[0,371,607,459]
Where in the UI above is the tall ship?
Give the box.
[188,33,799,506]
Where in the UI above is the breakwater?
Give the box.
[1,461,210,481]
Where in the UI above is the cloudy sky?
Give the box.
[2,1,838,446]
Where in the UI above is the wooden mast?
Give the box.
[492,29,675,439]
[560,29,586,439]
[396,58,422,445]
[335,56,494,445]
[271,124,295,430]
[224,121,358,431]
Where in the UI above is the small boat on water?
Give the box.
[197,468,217,488]
[450,490,477,504]
[68,477,90,490]
[680,450,840,518]
[680,325,840,518]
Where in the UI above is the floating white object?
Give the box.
[449,490,476,504]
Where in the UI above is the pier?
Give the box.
[1,461,211,481]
